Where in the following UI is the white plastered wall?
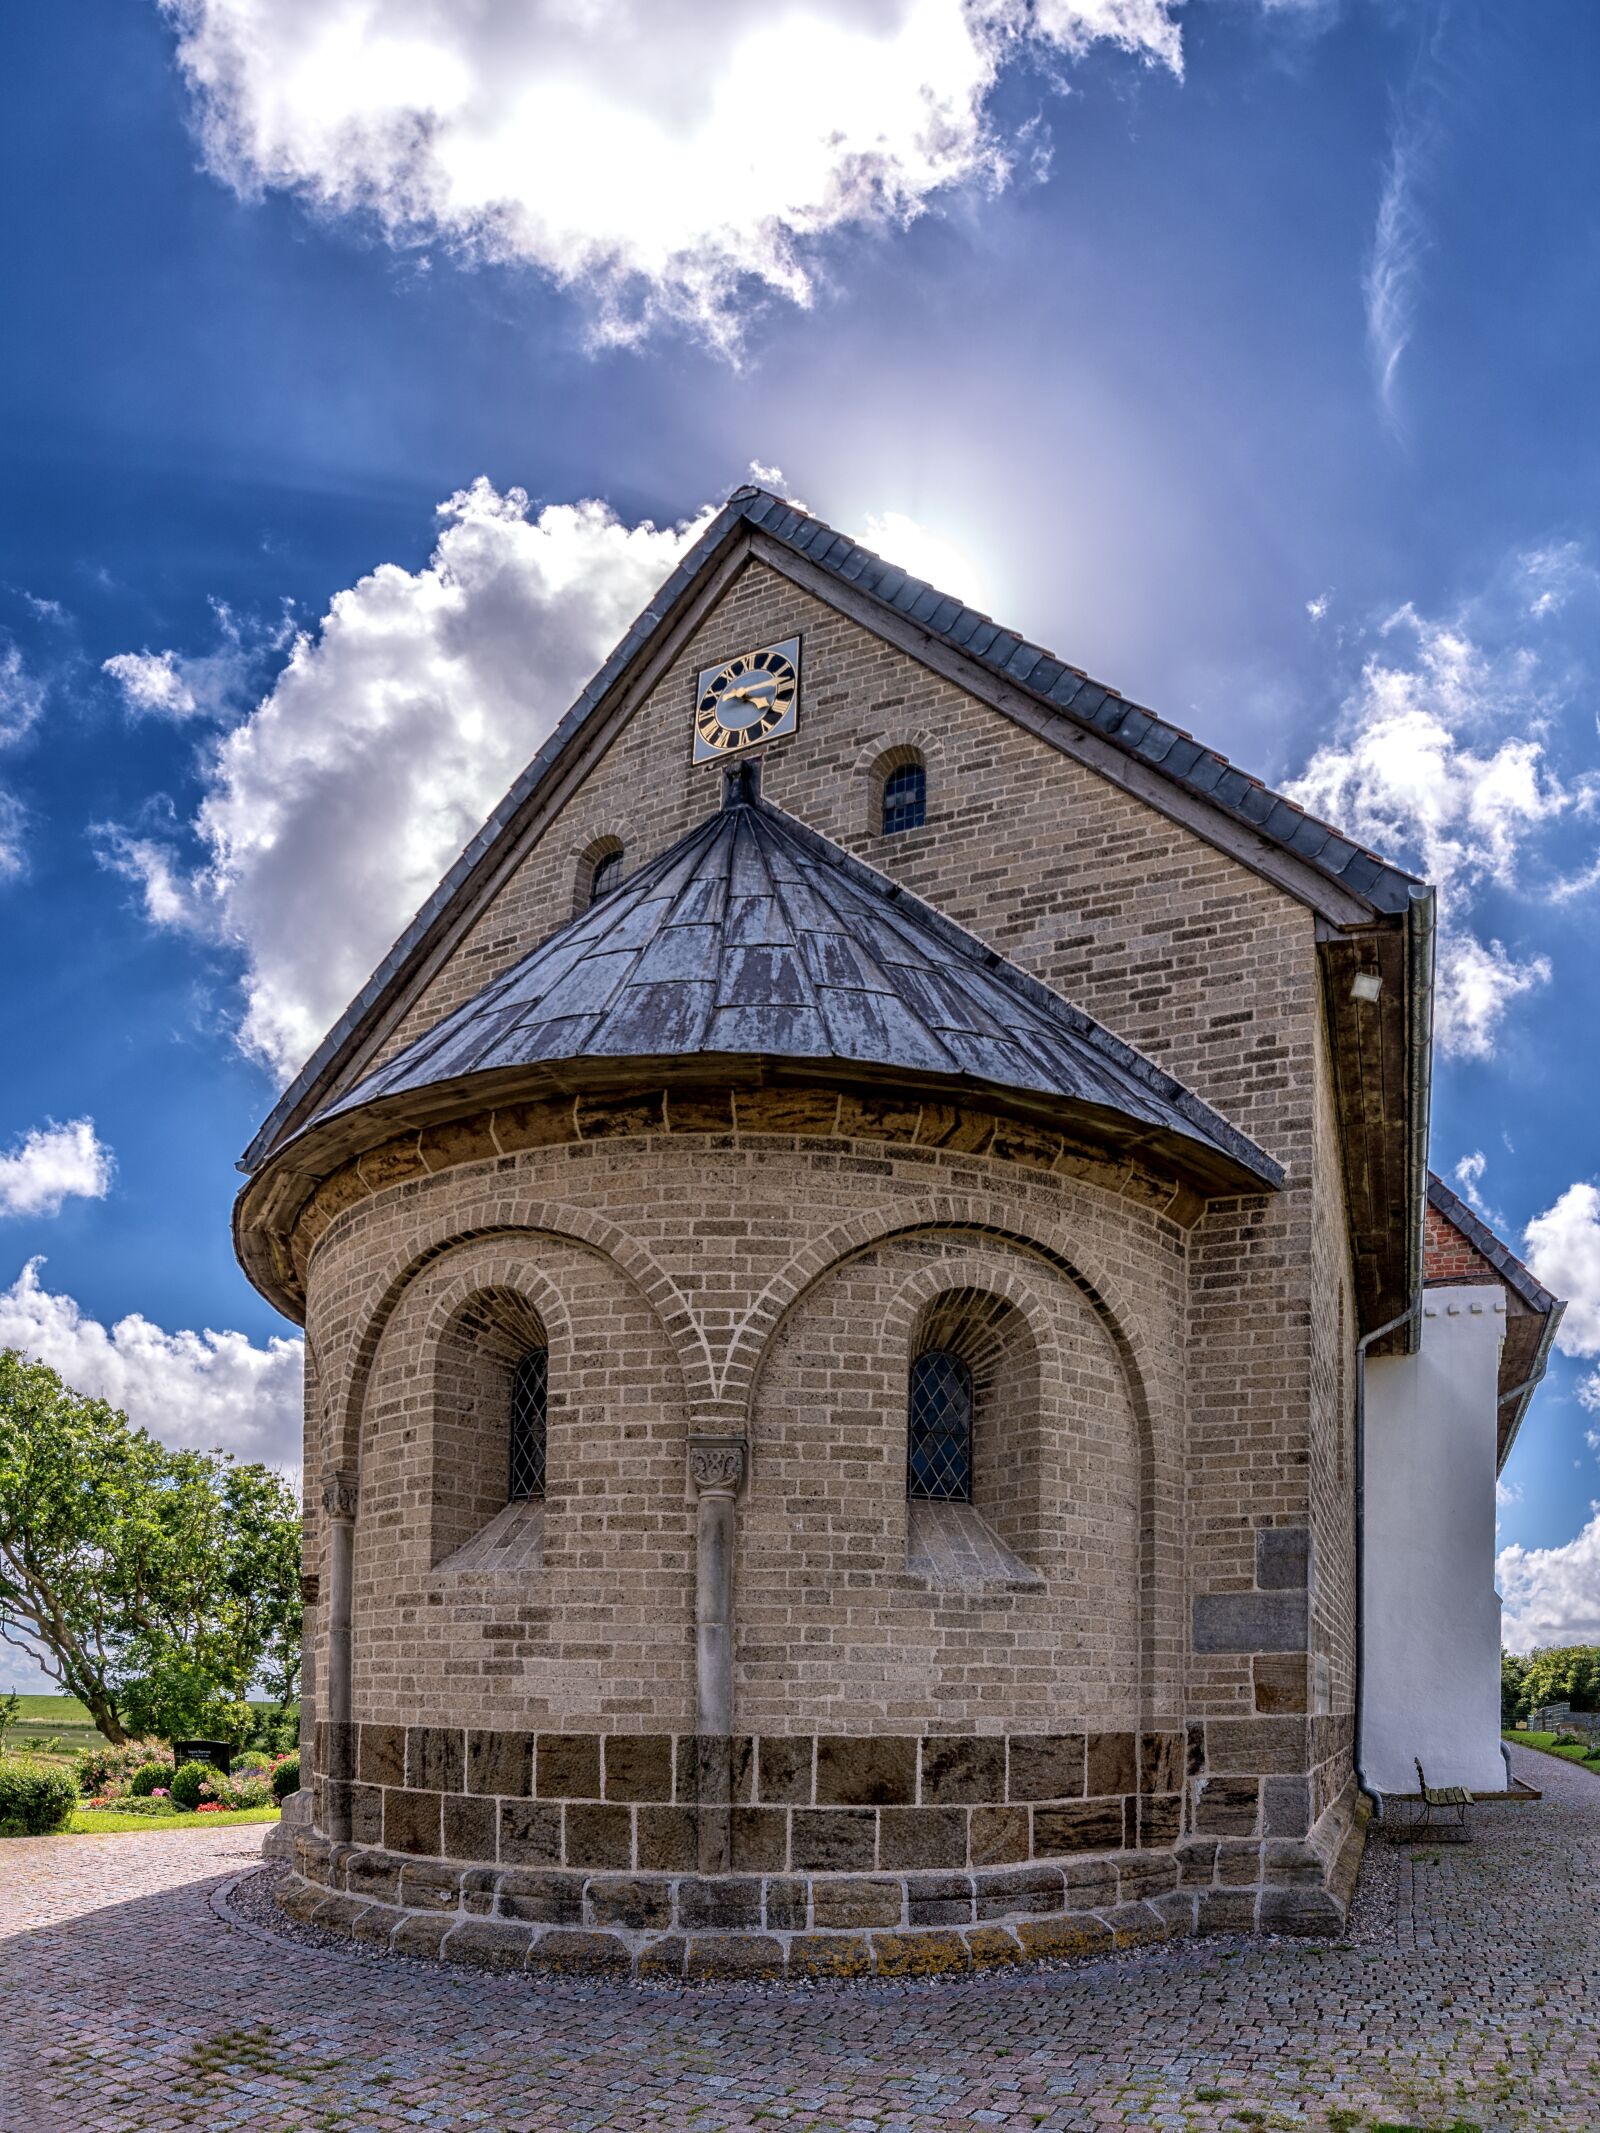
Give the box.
[1362,1284,1508,1796]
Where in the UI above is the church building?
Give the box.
[239,486,1559,1978]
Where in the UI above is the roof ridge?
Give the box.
[745,795,1279,1183]
[730,486,1422,913]
[242,480,1424,1173]
[1425,1170,1559,1316]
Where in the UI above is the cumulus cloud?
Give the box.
[0,1257,304,1470]
[0,1120,114,1220]
[1286,601,1579,1059]
[1499,1509,1600,1652]
[159,0,1183,348]
[1524,1182,1600,1412]
[105,480,717,1081]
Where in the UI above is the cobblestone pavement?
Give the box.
[2,1745,1596,2133]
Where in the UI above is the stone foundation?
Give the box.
[285,1718,1363,1979]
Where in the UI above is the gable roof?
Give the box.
[1424,1171,1565,1470]
[242,483,1427,1176]
[304,775,1281,1199]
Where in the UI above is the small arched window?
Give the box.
[907,1349,972,1502]
[881,761,926,835]
[509,1349,548,1500]
[589,849,623,904]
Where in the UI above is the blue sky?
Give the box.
[2,0,1599,1684]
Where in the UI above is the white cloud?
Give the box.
[1286,602,1575,1058]
[104,649,198,718]
[0,635,43,747]
[1306,592,1330,622]
[0,1119,114,1220]
[159,0,1183,348]
[1499,1509,1600,1652]
[103,601,285,723]
[0,1257,304,1470]
[0,789,23,881]
[1432,936,1551,1064]
[106,480,718,1081]
[1452,1149,1501,1227]
[1364,127,1426,427]
[1524,1182,1600,1410]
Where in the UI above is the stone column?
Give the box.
[321,1469,358,1844]
[688,1436,746,1873]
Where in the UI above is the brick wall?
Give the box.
[278,550,1366,1945]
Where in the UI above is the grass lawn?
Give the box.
[64,1806,280,1835]
[1506,1728,1600,1768]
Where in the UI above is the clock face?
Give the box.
[692,636,800,763]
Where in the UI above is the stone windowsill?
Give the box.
[431,1497,544,1579]
[904,1499,1043,1593]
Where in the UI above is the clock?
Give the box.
[692,636,800,763]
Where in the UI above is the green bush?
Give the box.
[244,1705,300,1756]
[74,1738,166,1798]
[271,1753,300,1802]
[0,1755,80,1835]
[231,1775,273,1808]
[128,1760,171,1798]
[169,1759,226,1811]
[83,1795,176,1818]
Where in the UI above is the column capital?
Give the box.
[688,1435,746,1497]
[321,1469,359,1522]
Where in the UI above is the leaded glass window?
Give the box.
[907,1349,972,1502]
[881,762,926,835]
[589,849,623,904]
[509,1349,548,1500]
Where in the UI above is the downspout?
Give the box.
[1354,884,1435,1821]
[1354,1299,1422,1821]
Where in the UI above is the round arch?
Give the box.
[724,1200,1177,1726]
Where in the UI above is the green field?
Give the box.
[4,1694,103,1763]
[5,1693,287,1767]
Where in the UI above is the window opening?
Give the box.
[881,762,926,835]
[907,1349,972,1502]
[509,1348,548,1500]
[589,849,623,904]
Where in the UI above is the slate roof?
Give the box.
[245,483,1421,1173]
[308,781,1282,1194]
[1425,1174,1559,1317]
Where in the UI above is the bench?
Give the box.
[1409,1757,1472,1842]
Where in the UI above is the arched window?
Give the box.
[509,1348,548,1500]
[589,848,623,904]
[881,761,927,835]
[907,1349,972,1502]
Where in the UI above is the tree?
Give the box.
[1500,1650,1530,1728]
[0,1348,301,1744]
[1516,1643,1600,1717]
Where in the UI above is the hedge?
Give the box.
[0,1755,80,1835]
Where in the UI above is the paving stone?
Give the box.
[4,1746,1596,2133]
